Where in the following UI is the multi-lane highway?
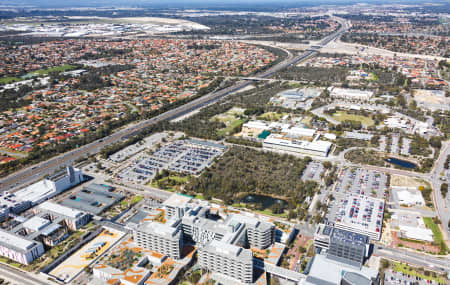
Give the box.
[0,19,349,192]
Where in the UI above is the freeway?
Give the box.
[0,19,349,192]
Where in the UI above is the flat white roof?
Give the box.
[23,216,51,232]
[38,201,83,219]
[0,229,35,251]
[14,180,55,204]
[396,189,425,205]
[163,193,191,208]
[283,127,316,137]
[264,136,332,153]
[399,225,433,242]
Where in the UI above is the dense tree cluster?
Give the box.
[184,147,316,205]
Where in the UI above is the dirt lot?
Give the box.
[413,89,449,105]
[391,174,427,188]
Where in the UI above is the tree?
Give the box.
[441,183,448,198]
[322,161,332,169]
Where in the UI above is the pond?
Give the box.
[384,157,417,169]
[241,194,287,209]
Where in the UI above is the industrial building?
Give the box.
[263,134,332,157]
[61,183,124,215]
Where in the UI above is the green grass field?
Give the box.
[257,112,286,122]
[393,262,446,284]
[423,217,447,253]
[217,119,244,136]
[0,76,22,84]
[332,111,374,126]
[27,64,77,77]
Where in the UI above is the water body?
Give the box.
[241,194,287,209]
[385,157,417,169]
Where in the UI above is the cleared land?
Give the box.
[390,174,427,188]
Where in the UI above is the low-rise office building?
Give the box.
[263,135,332,157]
[36,201,91,231]
[0,229,44,265]
[328,87,374,101]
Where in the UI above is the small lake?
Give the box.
[385,157,417,169]
[241,194,287,209]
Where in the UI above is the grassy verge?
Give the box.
[423,217,448,254]
[393,262,446,284]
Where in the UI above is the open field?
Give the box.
[390,174,427,188]
[413,89,449,105]
[217,119,245,136]
[257,112,287,121]
[331,111,374,126]
[27,64,77,76]
[211,107,246,136]
[0,76,21,84]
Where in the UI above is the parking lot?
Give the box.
[384,269,447,285]
[301,161,324,183]
[109,132,171,163]
[116,139,226,184]
[333,167,388,199]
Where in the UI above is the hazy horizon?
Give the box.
[1,0,445,9]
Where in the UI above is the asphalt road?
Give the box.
[0,264,50,285]
[374,246,450,272]
[0,19,349,192]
